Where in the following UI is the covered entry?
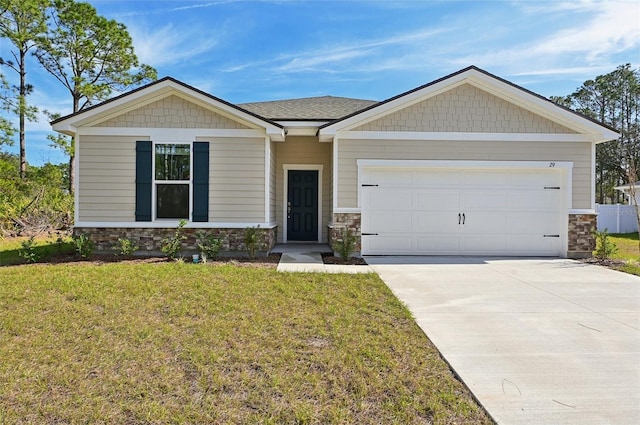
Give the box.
[359,160,570,256]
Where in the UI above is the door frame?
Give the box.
[283,164,323,243]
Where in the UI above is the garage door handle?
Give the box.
[458,213,461,224]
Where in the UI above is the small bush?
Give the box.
[594,229,618,260]
[73,233,94,259]
[333,228,357,260]
[196,231,223,260]
[113,238,139,256]
[19,236,41,263]
[161,219,187,261]
[244,225,263,259]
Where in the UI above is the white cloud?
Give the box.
[127,23,220,68]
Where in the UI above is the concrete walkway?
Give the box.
[272,244,373,273]
[366,256,640,425]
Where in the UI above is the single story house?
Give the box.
[51,66,619,258]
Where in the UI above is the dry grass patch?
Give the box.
[0,263,491,424]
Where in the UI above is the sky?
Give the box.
[1,0,639,166]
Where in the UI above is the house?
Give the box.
[51,66,619,258]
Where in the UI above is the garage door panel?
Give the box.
[364,211,412,232]
[415,191,460,211]
[461,235,507,254]
[365,235,412,254]
[360,166,565,256]
[462,191,508,210]
[416,212,461,233]
[416,235,460,254]
[363,189,412,210]
[508,191,562,212]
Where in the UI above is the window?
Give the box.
[154,143,191,219]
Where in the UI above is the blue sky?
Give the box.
[1,0,639,166]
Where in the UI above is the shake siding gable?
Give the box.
[353,84,577,134]
[95,95,252,129]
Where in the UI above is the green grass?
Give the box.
[0,254,490,423]
[0,234,74,266]
[607,233,640,275]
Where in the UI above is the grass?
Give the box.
[0,234,74,266]
[607,233,640,276]
[0,241,491,424]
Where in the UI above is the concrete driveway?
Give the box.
[366,257,640,425]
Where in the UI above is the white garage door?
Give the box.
[361,167,565,256]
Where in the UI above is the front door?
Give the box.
[287,170,319,241]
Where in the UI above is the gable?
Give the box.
[92,95,251,129]
[353,84,576,134]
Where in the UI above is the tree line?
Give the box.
[551,64,640,204]
[0,0,157,192]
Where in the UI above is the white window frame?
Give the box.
[152,141,193,222]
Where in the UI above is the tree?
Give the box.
[0,73,16,146]
[566,65,640,204]
[0,0,49,179]
[35,0,157,192]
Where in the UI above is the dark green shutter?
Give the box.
[135,141,152,221]
[192,142,209,222]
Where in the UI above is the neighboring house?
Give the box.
[51,66,619,258]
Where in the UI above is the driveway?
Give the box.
[366,257,640,425]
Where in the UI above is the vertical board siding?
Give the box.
[275,136,332,243]
[270,141,277,222]
[78,135,141,221]
[337,139,591,209]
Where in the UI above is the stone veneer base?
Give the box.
[74,226,277,255]
[567,214,596,259]
[329,213,362,256]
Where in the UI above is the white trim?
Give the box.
[335,131,597,143]
[356,159,573,170]
[75,221,278,229]
[319,68,619,143]
[332,137,339,215]
[73,133,80,223]
[152,142,193,221]
[264,137,270,222]
[334,208,361,213]
[52,79,285,139]
[569,209,597,215]
[591,142,596,210]
[76,126,267,139]
[282,164,323,243]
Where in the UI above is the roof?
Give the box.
[238,96,378,120]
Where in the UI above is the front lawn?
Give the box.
[0,261,491,424]
[607,233,640,275]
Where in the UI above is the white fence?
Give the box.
[596,204,638,233]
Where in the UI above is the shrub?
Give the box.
[113,237,139,256]
[161,219,187,261]
[244,225,263,259]
[19,236,41,263]
[196,231,223,260]
[594,229,618,260]
[333,228,357,260]
[73,233,94,259]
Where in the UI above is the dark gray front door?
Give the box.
[287,170,318,241]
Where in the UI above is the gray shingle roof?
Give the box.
[238,95,378,120]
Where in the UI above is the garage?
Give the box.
[360,162,569,256]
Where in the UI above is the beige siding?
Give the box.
[275,136,332,243]
[198,136,265,222]
[96,95,250,129]
[354,84,576,134]
[78,135,140,221]
[337,139,592,209]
